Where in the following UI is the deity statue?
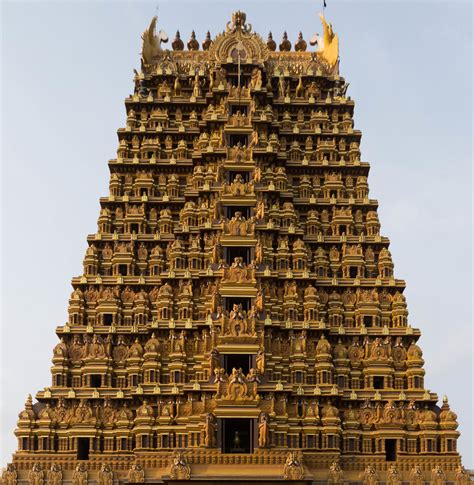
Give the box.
[229,304,247,336]
[283,451,304,480]
[2,464,17,485]
[409,466,425,485]
[97,464,113,485]
[250,67,262,90]
[258,412,269,447]
[28,464,44,485]
[454,466,471,485]
[361,466,378,485]
[170,451,191,480]
[127,464,145,483]
[387,464,402,485]
[431,466,446,485]
[203,412,217,447]
[327,461,343,484]
[46,464,62,485]
[256,348,265,375]
[72,463,88,485]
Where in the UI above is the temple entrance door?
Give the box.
[220,418,254,453]
[223,354,253,375]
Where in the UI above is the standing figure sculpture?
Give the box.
[258,412,269,447]
[327,461,343,484]
[47,464,62,485]
[2,464,18,485]
[28,464,44,485]
[72,463,88,485]
[97,464,113,485]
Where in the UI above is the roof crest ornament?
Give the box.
[141,16,169,67]
[310,13,339,68]
[226,11,252,35]
[210,11,268,66]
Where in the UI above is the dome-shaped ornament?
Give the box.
[279,31,291,51]
[172,31,184,51]
[187,30,199,51]
[295,32,307,52]
[202,31,212,51]
[267,32,276,51]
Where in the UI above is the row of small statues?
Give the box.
[109,167,367,190]
[127,100,351,124]
[70,282,404,310]
[95,208,382,231]
[54,333,423,375]
[5,460,470,485]
[17,394,457,435]
[117,134,360,162]
[136,64,340,100]
[3,460,469,485]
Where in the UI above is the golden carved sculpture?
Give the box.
[283,451,304,480]
[3,9,467,485]
[317,13,339,68]
[170,451,191,480]
[141,16,168,66]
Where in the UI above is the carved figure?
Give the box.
[127,464,144,483]
[203,412,217,447]
[258,412,269,447]
[387,464,402,485]
[361,466,378,485]
[2,464,17,485]
[170,451,191,480]
[141,17,168,65]
[409,466,425,485]
[283,451,304,480]
[47,464,62,485]
[431,466,446,485]
[327,461,343,484]
[72,463,88,485]
[28,464,44,485]
[97,465,113,485]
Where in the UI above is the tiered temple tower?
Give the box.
[3,11,470,485]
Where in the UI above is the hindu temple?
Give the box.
[2,10,470,485]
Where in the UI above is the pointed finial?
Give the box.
[295,31,307,52]
[267,32,276,51]
[279,31,291,52]
[202,31,212,50]
[443,394,448,404]
[187,30,199,51]
[172,30,184,51]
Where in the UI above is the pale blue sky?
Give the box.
[1,0,472,468]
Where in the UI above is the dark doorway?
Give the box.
[226,246,250,264]
[226,206,250,219]
[228,170,250,182]
[222,418,253,453]
[373,376,384,389]
[223,354,252,375]
[363,315,373,327]
[103,313,113,325]
[77,437,90,460]
[225,297,250,312]
[385,439,397,461]
[229,134,249,146]
[230,104,248,115]
[90,374,101,388]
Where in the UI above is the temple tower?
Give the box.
[2,11,469,485]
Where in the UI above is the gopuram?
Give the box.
[3,11,470,485]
